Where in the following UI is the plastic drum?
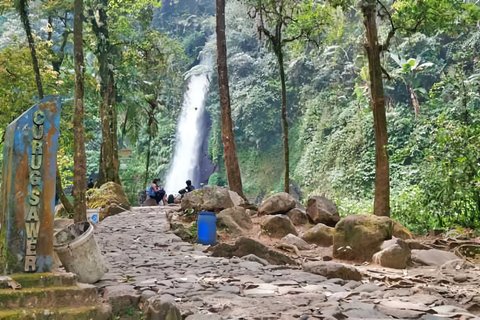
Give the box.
[197,211,217,245]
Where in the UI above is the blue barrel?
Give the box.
[197,211,217,245]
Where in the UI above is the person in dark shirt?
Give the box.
[167,194,175,204]
[185,180,195,192]
[175,180,195,203]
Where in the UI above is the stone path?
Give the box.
[94,207,480,320]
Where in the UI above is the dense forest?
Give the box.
[1,0,480,234]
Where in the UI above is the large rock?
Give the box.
[261,215,297,238]
[202,185,235,211]
[209,237,294,265]
[181,185,234,213]
[86,182,131,221]
[306,196,340,227]
[142,197,158,207]
[258,192,296,215]
[286,208,308,225]
[142,294,182,320]
[217,206,253,236]
[372,238,411,269]
[411,249,461,266]
[302,223,335,247]
[281,234,312,250]
[333,214,412,262]
[303,261,362,281]
[228,190,245,207]
[180,192,203,213]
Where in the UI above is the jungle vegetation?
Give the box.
[0,0,480,234]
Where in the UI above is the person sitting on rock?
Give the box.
[175,180,195,203]
[148,179,166,205]
[185,180,195,192]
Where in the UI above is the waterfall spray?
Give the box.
[165,58,211,194]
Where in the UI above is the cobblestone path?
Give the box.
[93,207,480,320]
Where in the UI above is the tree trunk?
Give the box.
[362,0,390,216]
[73,0,87,222]
[92,0,121,186]
[145,133,152,186]
[56,168,74,214]
[16,0,44,99]
[276,46,289,194]
[216,0,245,199]
[16,0,73,213]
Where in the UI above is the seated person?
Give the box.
[148,179,166,205]
[167,194,175,204]
[174,180,195,203]
[185,180,195,192]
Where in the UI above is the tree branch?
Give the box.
[5,68,17,79]
[377,0,396,52]
[381,66,391,81]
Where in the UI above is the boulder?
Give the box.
[303,261,362,281]
[228,190,245,207]
[180,192,203,213]
[261,215,297,238]
[181,185,234,213]
[202,185,235,211]
[281,234,312,250]
[295,202,307,211]
[393,221,413,240]
[142,294,182,320]
[411,249,461,266]
[302,223,335,247]
[372,238,411,269]
[217,206,253,236]
[286,208,308,225]
[99,203,129,221]
[258,192,296,215]
[333,214,412,262]
[405,239,432,250]
[306,196,340,227]
[241,254,270,266]
[142,197,158,207]
[209,237,294,265]
[86,182,131,221]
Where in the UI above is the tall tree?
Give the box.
[247,0,331,193]
[361,0,389,216]
[216,0,245,198]
[14,0,43,99]
[359,0,467,216]
[14,0,74,214]
[73,0,87,222]
[89,0,121,185]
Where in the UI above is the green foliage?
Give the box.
[392,0,465,35]
[2,0,480,237]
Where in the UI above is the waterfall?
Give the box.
[164,60,211,194]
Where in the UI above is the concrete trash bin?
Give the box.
[53,221,108,283]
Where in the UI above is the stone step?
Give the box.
[0,304,112,320]
[0,273,77,289]
[0,283,98,310]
